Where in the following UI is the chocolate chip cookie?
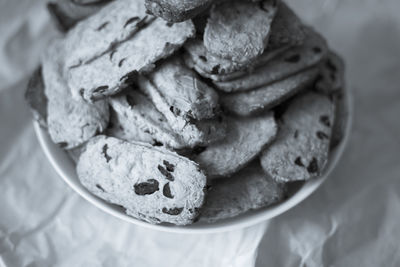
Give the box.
[260,92,335,182]
[77,135,207,225]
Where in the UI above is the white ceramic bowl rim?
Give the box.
[34,89,352,234]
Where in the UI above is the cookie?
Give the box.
[194,112,277,178]
[63,0,152,69]
[138,75,226,148]
[145,0,213,22]
[267,1,306,50]
[260,92,335,182]
[146,57,219,121]
[183,38,290,80]
[220,68,319,116]
[214,27,328,92]
[25,68,48,128]
[204,0,278,64]
[109,88,185,149]
[199,161,285,223]
[183,2,304,80]
[105,106,157,146]
[47,0,112,32]
[77,135,207,225]
[42,39,109,149]
[67,18,195,101]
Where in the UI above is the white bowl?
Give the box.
[34,89,352,234]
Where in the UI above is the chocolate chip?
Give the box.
[307,158,319,173]
[188,208,199,214]
[211,64,220,74]
[57,142,68,148]
[313,46,322,53]
[199,55,207,62]
[169,106,181,116]
[96,21,109,31]
[294,130,299,139]
[93,85,109,93]
[284,54,301,63]
[102,144,112,162]
[123,16,140,28]
[294,157,304,167]
[134,179,159,195]
[158,165,174,181]
[319,115,331,127]
[152,140,163,147]
[118,58,126,67]
[162,183,174,199]
[316,131,329,140]
[162,207,183,216]
[166,22,174,27]
[192,146,207,155]
[79,88,85,98]
[144,129,150,134]
[163,160,175,172]
[96,184,105,192]
[126,94,136,107]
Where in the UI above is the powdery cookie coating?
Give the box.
[199,162,285,223]
[25,68,48,128]
[138,75,226,148]
[47,0,112,32]
[260,92,335,182]
[145,0,213,22]
[146,57,219,121]
[67,18,195,101]
[183,38,290,79]
[42,39,109,149]
[77,136,207,225]
[109,88,185,149]
[184,2,304,80]
[63,0,151,69]
[194,112,277,178]
[105,107,157,146]
[220,68,319,116]
[214,27,328,92]
[204,0,278,64]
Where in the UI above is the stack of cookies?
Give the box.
[26,0,347,225]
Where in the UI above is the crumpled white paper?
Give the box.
[1,0,400,266]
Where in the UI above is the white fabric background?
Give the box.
[1,0,400,266]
